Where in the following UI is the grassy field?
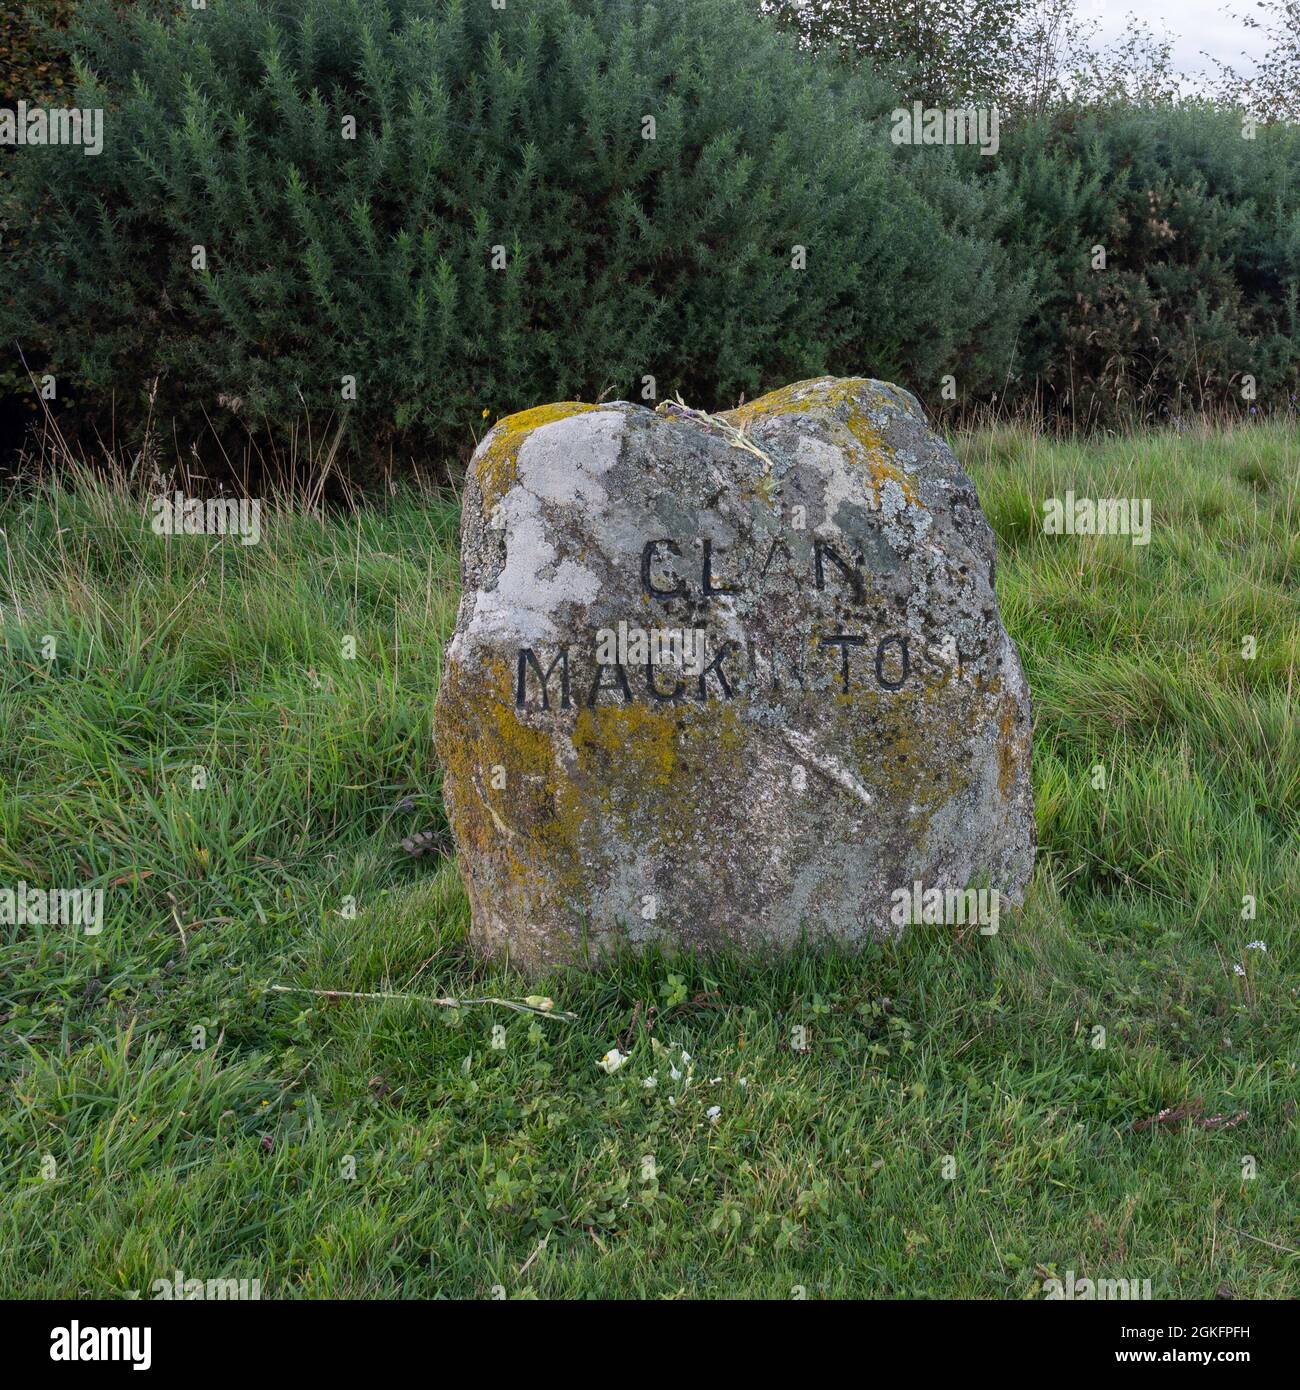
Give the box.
[0,421,1297,1299]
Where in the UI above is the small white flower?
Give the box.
[669,1065,682,1081]
[709,1076,722,1085]
[706,1105,722,1123]
[598,1049,628,1074]
[738,1077,748,1088]
[1233,964,1247,977]
[642,1075,657,1090]
[1246,940,1267,953]
[680,1052,691,1064]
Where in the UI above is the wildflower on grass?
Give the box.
[598,1048,627,1074]
[647,1038,695,1096]
[706,1106,721,1123]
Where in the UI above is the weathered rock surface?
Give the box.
[434,377,1034,971]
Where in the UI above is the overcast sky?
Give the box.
[1082,0,1270,80]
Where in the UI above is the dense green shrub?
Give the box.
[5,0,1294,471]
[0,0,78,104]
[771,0,1300,428]
[0,0,1028,476]
[1,0,80,449]
[992,104,1300,424]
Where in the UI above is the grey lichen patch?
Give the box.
[435,377,1034,973]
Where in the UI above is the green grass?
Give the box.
[1,420,1297,1298]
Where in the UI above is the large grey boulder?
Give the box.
[434,377,1034,971]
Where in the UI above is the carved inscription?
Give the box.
[515,535,972,712]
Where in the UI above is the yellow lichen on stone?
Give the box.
[997,692,1025,798]
[723,377,922,509]
[573,701,680,787]
[473,402,601,514]
[434,655,587,909]
[568,700,747,850]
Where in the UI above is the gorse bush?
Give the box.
[777,0,1300,427]
[0,0,1028,477]
[996,104,1300,425]
[0,0,79,105]
[3,0,1296,475]
[0,0,80,444]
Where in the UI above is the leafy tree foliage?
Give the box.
[0,0,1026,474]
